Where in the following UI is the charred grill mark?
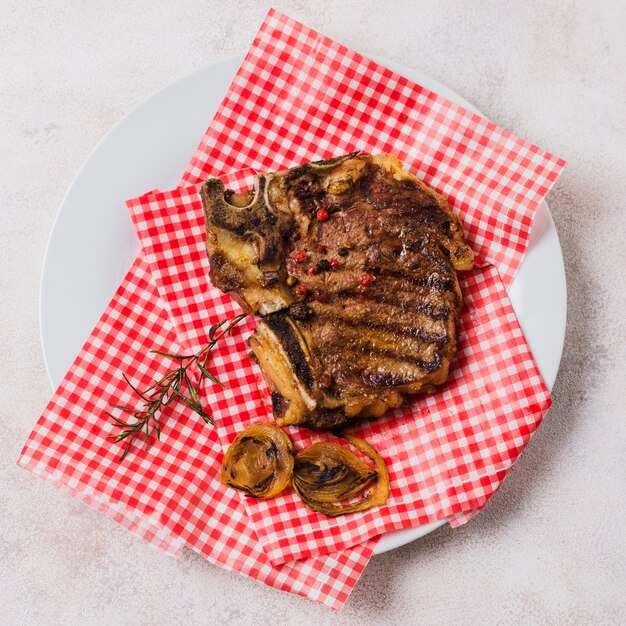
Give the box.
[371,268,456,291]
[332,291,451,321]
[310,315,445,380]
[363,369,427,388]
[365,174,444,216]
[335,342,444,380]
[370,349,443,374]
[315,311,450,346]
[265,313,314,390]
[361,352,443,388]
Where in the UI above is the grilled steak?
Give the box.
[201,153,473,428]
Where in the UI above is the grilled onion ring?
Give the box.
[293,436,389,516]
[220,422,294,498]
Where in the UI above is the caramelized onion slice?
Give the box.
[293,436,389,516]
[293,442,376,503]
[220,422,294,498]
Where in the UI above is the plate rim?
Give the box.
[39,54,566,556]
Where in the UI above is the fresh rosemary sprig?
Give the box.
[107,313,247,460]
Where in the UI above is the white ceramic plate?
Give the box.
[40,56,566,555]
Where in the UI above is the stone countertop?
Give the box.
[1,1,624,623]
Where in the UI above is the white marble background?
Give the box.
[1,1,625,624]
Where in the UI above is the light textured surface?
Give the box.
[1,1,624,624]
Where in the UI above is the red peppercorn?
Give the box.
[294,251,307,263]
[316,209,329,222]
[307,265,317,276]
[295,284,308,297]
[317,244,328,255]
[329,258,340,271]
[358,273,377,287]
[313,289,327,303]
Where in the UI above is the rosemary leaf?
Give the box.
[122,373,151,402]
[200,412,215,426]
[170,387,202,413]
[197,364,225,388]
[106,313,246,460]
[108,404,138,413]
[187,377,200,404]
[120,438,135,461]
[143,369,178,394]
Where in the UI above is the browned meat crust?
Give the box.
[201,153,473,428]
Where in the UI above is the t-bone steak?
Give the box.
[201,153,474,428]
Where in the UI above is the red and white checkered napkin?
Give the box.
[128,180,552,565]
[18,7,566,608]
[127,8,565,565]
[183,8,566,287]
[18,254,377,610]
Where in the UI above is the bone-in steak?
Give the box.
[201,153,474,428]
